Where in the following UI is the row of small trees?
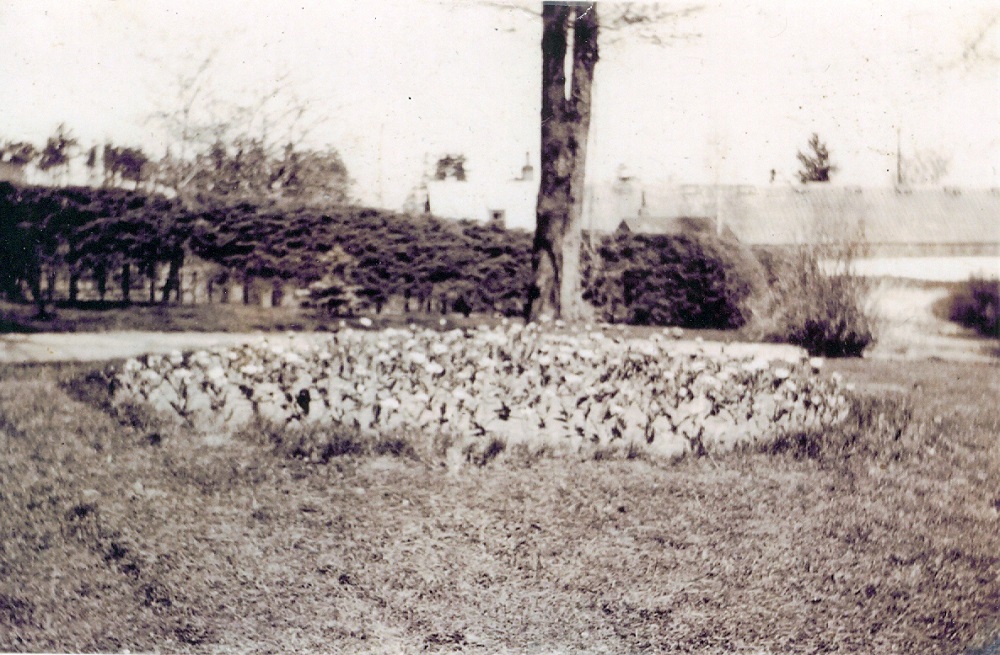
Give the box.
[196,201,534,316]
[0,184,198,317]
[0,182,534,318]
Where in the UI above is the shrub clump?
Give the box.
[947,276,999,338]
[582,225,765,329]
[753,245,876,357]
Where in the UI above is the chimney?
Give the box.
[520,151,533,181]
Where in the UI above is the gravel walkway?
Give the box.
[865,281,999,363]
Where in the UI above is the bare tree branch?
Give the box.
[936,10,1000,72]
[962,12,1000,65]
[602,3,704,44]
[461,0,703,43]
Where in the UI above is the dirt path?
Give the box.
[0,331,330,364]
[0,330,808,365]
[1,283,995,365]
[865,280,998,363]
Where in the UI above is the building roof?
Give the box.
[429,176,1000,248]
[0,161,26,184]
[627,186,1000,247]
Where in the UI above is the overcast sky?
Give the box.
[1,0,998,207]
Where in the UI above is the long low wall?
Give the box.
[823,256,1000,282]
[586,185,1000,252]
[857,243,1000,257]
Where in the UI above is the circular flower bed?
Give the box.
[112,322,850,457]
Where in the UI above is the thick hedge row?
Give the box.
[1,182,761,329]
[0,183,534,316]
[0,183,198,312]
[195,202,534,315]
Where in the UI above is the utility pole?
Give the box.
[377,121,385,207]
[896,126,903,188]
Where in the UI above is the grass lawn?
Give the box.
[0,358,997,654]
[0,299,755,344]
[0,300,355,334]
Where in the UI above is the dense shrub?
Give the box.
[582,224,765,329]
[197,204,534,316]
[754,245,875,357]
[947,276,999,338]
[0,182,198,312]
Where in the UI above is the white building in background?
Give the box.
[426,156,537,231]
[426,158,649,233]
[425,156,1000,261]
[0,161,27,184]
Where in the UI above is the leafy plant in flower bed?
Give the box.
[110,323,850,459]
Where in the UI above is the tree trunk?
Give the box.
[148,262,157,304]
[45,269,57,303]
[190,271,199,304]
[271,279,284,308]
[528,2,599,322]
[28,263,49,319]
[121,263,131,305]
[96,262,108,302]
[68,270,79,304]
[161,250,184,304]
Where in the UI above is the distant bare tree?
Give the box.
[149,53,350,208]
[899,149,951,188]
[959,12,1000,68]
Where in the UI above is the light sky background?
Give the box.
[1,0,998,208]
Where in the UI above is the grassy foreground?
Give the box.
[0,359,997,654]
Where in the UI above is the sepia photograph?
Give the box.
[0,1,998,653]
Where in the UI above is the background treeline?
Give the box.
[0,182,760,328]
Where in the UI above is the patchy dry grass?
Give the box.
[0,298,758,347]
[0,300,515,335]
[0,358,997,654]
